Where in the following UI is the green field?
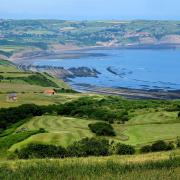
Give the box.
[8,110,180,152]
[9,116,97,150]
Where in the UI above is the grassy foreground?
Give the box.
[0,150,180,180]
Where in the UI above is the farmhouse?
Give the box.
[43,89,55,96]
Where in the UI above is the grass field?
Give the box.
[0,93,96,108]
[8,110,180,152]
[124,111,180,145]
[0,150,180,180]
[9,116,97,150]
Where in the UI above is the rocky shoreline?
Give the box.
[73,84,180,100]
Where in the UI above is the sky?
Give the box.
[0,0,180,20]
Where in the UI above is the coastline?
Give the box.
[10,46,180,100]
[10,43,180,62]
[73,85,180,100]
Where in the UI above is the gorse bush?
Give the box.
[88,122,116,136]
[115,143,135,155]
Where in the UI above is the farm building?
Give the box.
[43,89,56,96]
[7,93,18,101]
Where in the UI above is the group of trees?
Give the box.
[0,104,44,132]
[16,137,135,159]
[56,97,130,122]
[16,138,179,160]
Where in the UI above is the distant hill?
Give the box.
[0,59,69,94]
[0,20,180,59]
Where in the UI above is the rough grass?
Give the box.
[0,150,180,180]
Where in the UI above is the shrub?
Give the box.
[140,145,152,153]
[166,142,175,151]
[176,137,180,147]
[151,140,168,152]
[17,143,67,159]
[115,143,135,155]
[178,112,180,118]
[88,122,116,136]
[67,137,109,157]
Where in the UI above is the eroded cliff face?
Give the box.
[19,64,101,80]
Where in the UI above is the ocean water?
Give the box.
[34,49,180,90]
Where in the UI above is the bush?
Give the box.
[151,140,168,152]
[166,142,175,150]
[67,137,109,157]
[176,137,180,147]
[17,143,67,159]
[140,145,152,153]
[115,143,135,155]
[178,112,180,118]
[88,122,116,136]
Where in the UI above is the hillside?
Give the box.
[0,59,180,179]
[0,59,84,107]
[0,20,180,59]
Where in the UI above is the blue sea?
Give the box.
[34,49,180,90]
